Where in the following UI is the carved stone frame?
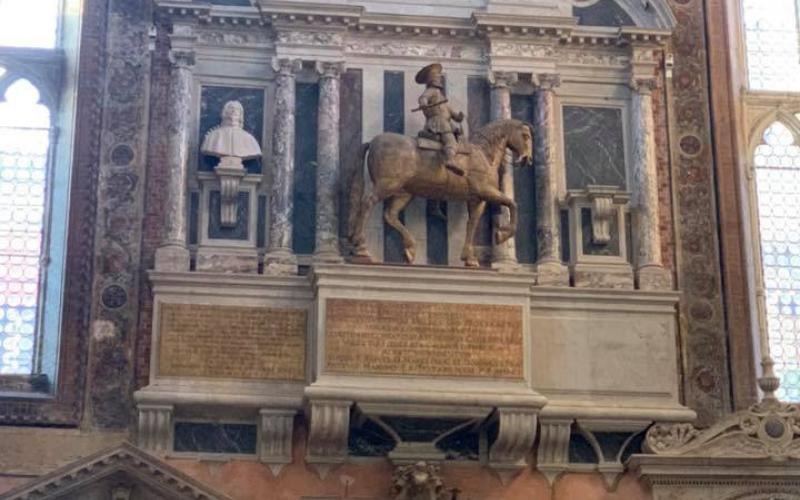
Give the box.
[0,0,106,425]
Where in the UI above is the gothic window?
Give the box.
[742,0,800,91]
[753,120,800,401]
[0,0,65,378]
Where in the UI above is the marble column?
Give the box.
[266,58,301,274]
[533,74,569,285]
[155,49,194,272]
[314,62,344,262]
[489,71,519,270]
[630,77,672,290]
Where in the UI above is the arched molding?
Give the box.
[747,108,800,157]
[573,0,677,29]
[0,51,61,110]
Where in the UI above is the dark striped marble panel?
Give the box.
[174,422,257,454]
[199,86,264,174]
[383,71,406,263]
[339,69,363,243]
[292,82,318,254]
[467,76,492,250]
[563,105,626,190]
[208,191,249,241]
[511,93,537,264]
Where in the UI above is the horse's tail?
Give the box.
[347,142,371,240]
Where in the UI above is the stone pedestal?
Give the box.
[533,74,568,286]
[155,49,194,272]
[314,62,344,263]
[630,78,672,290]
[489,71,519,271]
[265,58,301,274]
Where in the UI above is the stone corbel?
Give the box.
[576,421,649,491]
[489,408,537,482]
[587,187,629,245]
[306,399,352,478]
[259,408,296,476]
[136,404,174,454]
[536,419,572,485]
[214,157,247,227]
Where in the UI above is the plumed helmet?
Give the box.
[415,63,443,85]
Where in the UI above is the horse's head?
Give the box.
[507,121,533,167]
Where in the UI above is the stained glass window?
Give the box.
[743,0,800,91]
[0,80,50,375]
[755,121,800,401]
[0,0,59,49]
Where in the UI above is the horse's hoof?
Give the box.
[404,248,416,264]
[464,259,479,268]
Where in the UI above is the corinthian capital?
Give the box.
[168,49,195,69]
[316,61,345,80]
[272,57,302,77]
[630,77,658,94]
[535,73,562,91]
[488,70,518,89]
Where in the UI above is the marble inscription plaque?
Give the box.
[325,299,523,378]
[158,303,306,380]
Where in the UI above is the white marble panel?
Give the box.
[361,67,385,260]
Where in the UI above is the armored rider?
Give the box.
[415,63,466,176]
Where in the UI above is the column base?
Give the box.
[195,247,258,273]
[264,248,298,275]
[154,245,190,272]
[313,246,344,264]
[637,265,674,291]
[536,260,569,286]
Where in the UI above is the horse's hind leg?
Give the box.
[352,193,379,258]
[384,193,416,263]
[462,199,486,267]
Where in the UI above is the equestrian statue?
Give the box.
[347,63,534,267]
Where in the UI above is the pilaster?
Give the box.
[630,76,672,290]
[154,47,195,272]
[489,71,519,271]
[533,74,569,286]
[314,61,345,263]
[265,57,302,275]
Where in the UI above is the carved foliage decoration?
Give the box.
[646,360,800,460]
[390,461,449,500]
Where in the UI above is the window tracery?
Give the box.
[742,0,800,91]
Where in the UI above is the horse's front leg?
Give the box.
[462,199,486,267]
[476,185,517,244]
[384,193,416,263]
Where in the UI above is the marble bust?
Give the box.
[201,100,262,227]
[201,100,261,162]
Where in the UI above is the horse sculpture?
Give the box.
[347,118,533,267]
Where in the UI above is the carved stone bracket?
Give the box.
[489,408,537,475]
[215,158,247,227]
[536,419,572,485]
[587,186,629,245]
[136,404,173,454]
[306,399,352,477]
[259,408,295,476]
[576,420,649,491]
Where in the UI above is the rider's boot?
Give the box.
[444,145,465,176]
